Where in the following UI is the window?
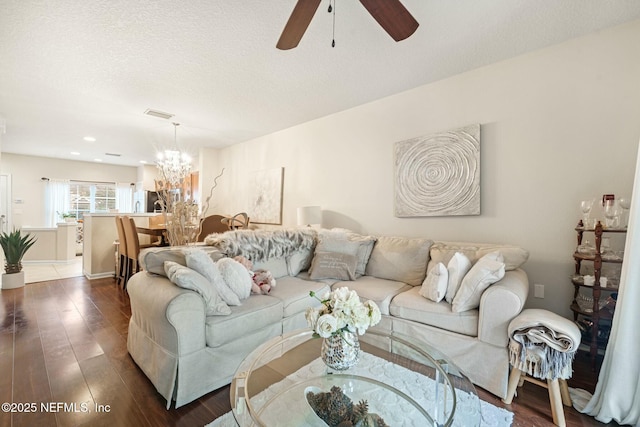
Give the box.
[68,182,116,219]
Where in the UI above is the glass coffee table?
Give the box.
[231,329,481,426]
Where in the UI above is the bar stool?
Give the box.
[502,309,581,427]
[114,216,129,288]
[122,216,143,289]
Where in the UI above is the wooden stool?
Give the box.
[502,367,572,426]
[502,308,581,427]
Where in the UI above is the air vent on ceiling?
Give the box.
[105,153,121,157]
[144,109,174,120]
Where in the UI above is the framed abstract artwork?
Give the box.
[248,167,284,224]
[394,124,480,217]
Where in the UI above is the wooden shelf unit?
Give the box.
[571,220,624,369]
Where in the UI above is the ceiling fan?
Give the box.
[276,0,419,50]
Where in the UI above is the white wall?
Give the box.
[0,154,138,228]
[201,20,640,317]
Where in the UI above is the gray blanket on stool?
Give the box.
[508,308,582,380]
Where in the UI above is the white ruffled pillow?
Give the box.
[419,262,448,302]
[217,257,253,301]
[445,252,472,303]
[185,250,242,306]
[452,251,505,313]
[164,261,231,316]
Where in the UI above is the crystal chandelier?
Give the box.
[156,122,192,186]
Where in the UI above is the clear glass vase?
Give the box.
[321,331,360,370]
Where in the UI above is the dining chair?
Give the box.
[114,216,129,288]
[222,212,250,230]
[196,214,228,242]
[148,214,166,245]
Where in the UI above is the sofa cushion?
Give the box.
[269,276,331,318]
[419,262,448,303]
[205,295,283,348]
[428,241,528,272]
[390,287,479,337]
[287,247,314,276]
[140,245,224,276]
[309,252,358,281]
[445,252,472,304]
[452,252,506,313]
[332,276,411,315]
[253,256,290,279]
[364,236,433,286]
[296,271,341,287]
[163,261,231,316]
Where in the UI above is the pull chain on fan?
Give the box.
[329,0,336,47]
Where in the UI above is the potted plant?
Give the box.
[62,212,77,223]
[0,228,37,289]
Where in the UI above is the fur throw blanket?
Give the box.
[204,228,317,262]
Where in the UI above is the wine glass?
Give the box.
[619,197,631,228]
[604,202,620,229]
[580,200,594,228]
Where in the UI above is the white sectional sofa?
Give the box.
[126,228,529,409]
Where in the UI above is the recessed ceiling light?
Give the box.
[144,109,174,120]
[70,151,80,155]
[84,136,96,142]
[139,160,148,164]
[93,158,103,162]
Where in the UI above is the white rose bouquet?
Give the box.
[305,287,382,338]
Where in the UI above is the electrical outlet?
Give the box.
[534,284,544,299]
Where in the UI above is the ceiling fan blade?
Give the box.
[359,0,419,42]
[276,0,322,50]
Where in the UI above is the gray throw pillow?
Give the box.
[309,252,358,281]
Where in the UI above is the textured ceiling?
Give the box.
[1,1,640,167]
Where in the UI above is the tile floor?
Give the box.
[22,256,84,283]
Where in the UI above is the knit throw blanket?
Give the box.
[508,309,582,380]
[204,228,317,262]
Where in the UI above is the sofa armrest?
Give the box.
[127,272,207,356]
[477,268,528,347]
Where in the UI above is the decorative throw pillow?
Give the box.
[309,252,358,281]
[217,257,253,301]
[164,261,231,316]
[316,230,362,256]
[452,252,506,313]
[140,246,225,277]
[329,229,378,276]
[419,262,448,302]
[185,249,242,306]
[445,252,472,303]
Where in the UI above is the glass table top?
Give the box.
[231,329,481,427]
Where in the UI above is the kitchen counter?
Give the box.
[82,213,162,279]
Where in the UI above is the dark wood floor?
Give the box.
[0,276,617,427]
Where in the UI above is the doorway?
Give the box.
[0,174,11,233]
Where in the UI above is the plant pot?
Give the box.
[2,271,25,289]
